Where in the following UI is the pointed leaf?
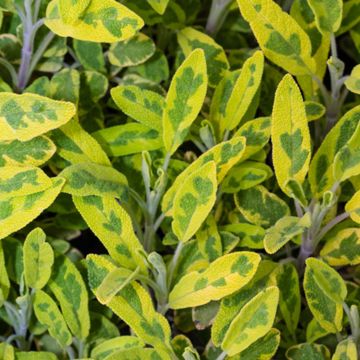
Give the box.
[307,0,343,34]
[172,161,217,242]
[0,93,75,141]
[59,162,128,198]
[110,85,164,131]
[304,257,347,333]
[332,339,358,360]
[334,122,360,181]
[177,27,229,87]
[211,261,278,346]
[230,328,280,360]
[286,343,330,360]
[162,136,246,214]
[234,185,290,228]
[309,106,360,198]
[23,228,54,289]
[91,336,144,360]
[45,0,144,43]
[108,33,155,67]
[93,123,163,157]
[221,51,264,133]
[51,118,111,166]
[169,252,261,309]
[264,213,311,254]
[236,0,316,75]
[0,166,52,200]
[0,177,65,240]
[277,262,301,334]
[272,74,311,197]
[0,136,56,167]
[221,286,279,356]
[48,254,90,339]
[162,49,208,154]
[33,290,72,347]
[320,228,360,266]
[73,195,147,273]
[87,254,172,352]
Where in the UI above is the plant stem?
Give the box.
[315,212,350,244]
[215,351,227,360]
[0,58,18,85]
[167,241,184,288]
[206,0,232,36]
[143,153,171,251]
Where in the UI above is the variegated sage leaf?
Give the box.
[236,0,316,75]
[276,262,301,335]
[286,343,330,360]
[221,51,264,133]
[73,39,106,72]
[15,351,58,359]
[0,136,56,167]
[0,166,53,200]
[73,196,147,273]
[345,65,360,94]
[87,255,173,353]
[221,223,265,249]
[264,213,311,254]
[172,161,217,242]
[147,0,169,14]
[48,254,90,339]
[305,101,326,121]
[111,85,164,131]
[211,261,278,346]
[209,70,240,140]
[320,228,360,266]
[195,214,222,262]
[229,328,280,360]
[332,339,358,360]
[177,27,229,87]
[51,118,111,166]
[168,252,261,309]
[272,74,311,198]
[96,266,137,305]
[337,0,360,35]
[162,48,208,154]
[334,122,360,182]
[221,286,279,357]
[306,318,329,343]
[234,117,271,161]
[45,0,144,43]
[33,290,72,347]
[222,161,273,193]
[307,0,343,34]
[0,177,65,240]
[93,123,163,157]
[102,348,171,360]
[91,336,145,360]
[59,162,128,199]
[309,105,360,198]
[234,185,290,228]
[23,228,54,290]
[304,257,347,333]
[0,93,75,141]
[162,136,246,215]
[345,189,360,223]
[108,33,155,67]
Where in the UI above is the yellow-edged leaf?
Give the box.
[168,252,261,309]
[172,161,217,242]
[0,93,75,141]
[162,49,208,154]
[272,74,311,198]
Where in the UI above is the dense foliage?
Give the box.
[0,0,360,359]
